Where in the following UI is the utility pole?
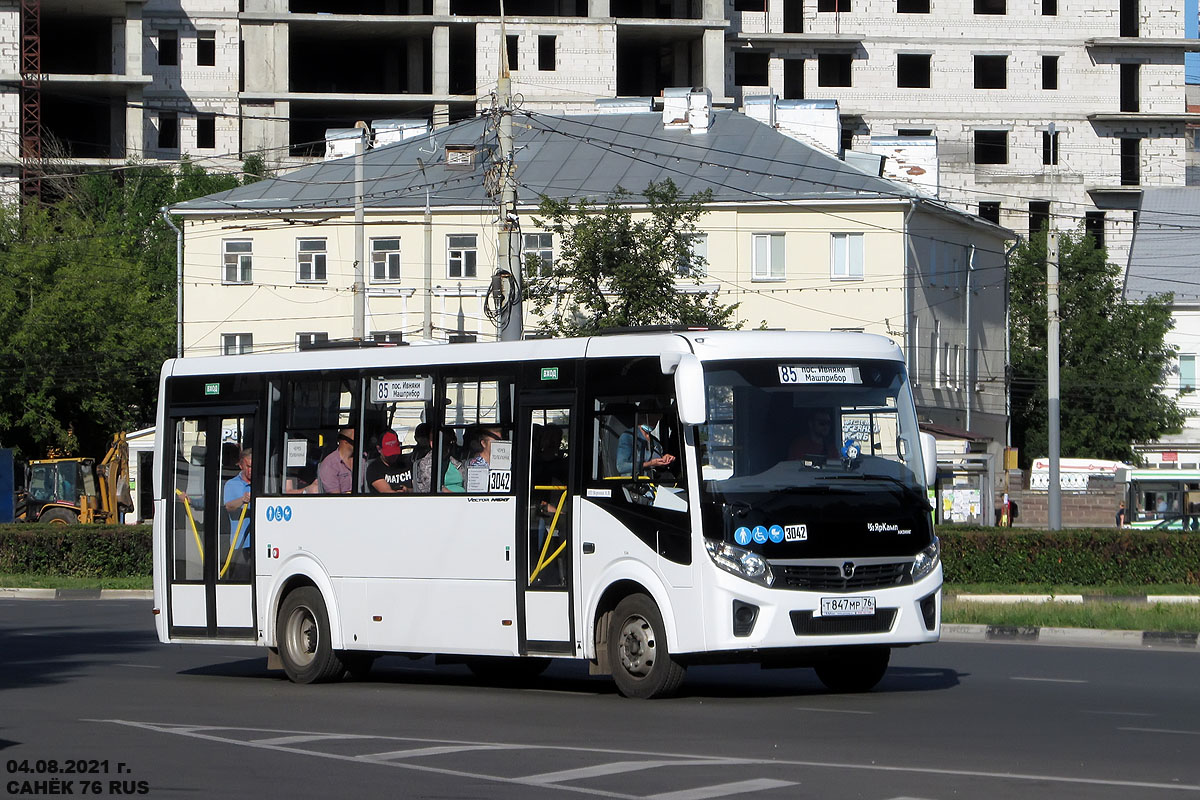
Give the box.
[1047,232,1061,530]
[496,3,522,341]
[353,124,367,341]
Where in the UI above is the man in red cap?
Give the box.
[366,430,413,493]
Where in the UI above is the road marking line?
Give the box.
[646,779,797,800]
[1011,677,1088,684]
[92,720,1200,795]
[363,745,523,760]
[525,760,742,785]
[1082,710,1155,717]
[793,706,874,715]
[252,734,372,745]
[1120,727,1200,736]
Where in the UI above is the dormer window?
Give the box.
[445,146,474,168]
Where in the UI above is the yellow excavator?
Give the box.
[15,432,133,525]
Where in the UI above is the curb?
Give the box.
[942,623,1199,651]
[0,588,152,600]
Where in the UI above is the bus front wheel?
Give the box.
[813,646,890,693]
[608,594,686,699]
[277,587,345,684]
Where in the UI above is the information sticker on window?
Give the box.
[370,377,432,403]
[489,470,512,493]
[489,441,513,471]
[778,365,862,385]
[286,439,308,468]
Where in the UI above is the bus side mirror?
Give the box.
[920,432,938,487]
[664,353,707,426]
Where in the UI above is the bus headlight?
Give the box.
[911,537,940,582]
[705,539,775,588]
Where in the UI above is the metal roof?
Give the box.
[1125,187,1200,303]
[171,108,921,215]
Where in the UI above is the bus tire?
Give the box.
[40,507,78,525]
[608,593,686,699]
[276,587,345,684]
[814,646,890,693]
[465,656,551,685]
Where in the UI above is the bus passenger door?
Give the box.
[520,402,574,654]
[166,412,256,640]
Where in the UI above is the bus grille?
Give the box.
[790,609,898,636]
[774,562,912,592]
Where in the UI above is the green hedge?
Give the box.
[937,526,1200,585]
[0,524,152,577]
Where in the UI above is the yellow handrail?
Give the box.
[219,502,249,579]
[174,489,204,561]
[529,488,568,583]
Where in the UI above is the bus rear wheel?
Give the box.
[277,587,345,684]
[813,646,890,693]
[608,594,686,699]
[40,508,78,525]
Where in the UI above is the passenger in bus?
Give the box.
[788,409,841,460]
[366,431,412,494]
[465,425,503,468]
[317,427,357,494]
[222,448,254,560]
[616,413,675,477]
[414,433,465,493]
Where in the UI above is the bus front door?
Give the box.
[166,412,256,640]
[521,402,575,654]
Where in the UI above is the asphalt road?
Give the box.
[2,599,1198,800]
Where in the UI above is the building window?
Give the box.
[1042,55,1058,90]
[1042,0,1057,13]
[897,0,929,11]
[448,234,477,278]
[678,233,708,276]
[735,52,770,86]
[941,342,951,388]
[197,114,216,149]
[538,35,556,71]
[897,54,931,88]
[978,202,1001,224]
[222,333,252,355]
[1042,130,1059,165]
[783,59,804,99]
[197,30,216,67]
[158,31,178,67]
[974,55,1007,89]
[296,332,329,351]
[831,233,864,280]
[371,331,404,345]
[932,320,942,389]
[1181,354,1197,392]
[841,127,855,153]
[371,238,401,282]
[522,232,553,277]
[1029,201,1051,237]
[898,128,933,136]
[1120,63,1140,112]
[1084,211,1106,250]
[506,35,519,70]
[974,130,1008,164]
[297,238,328,282]
[1121,137,1141,185]
[974,0,1005,13]
[751,233,785,281]
[158,113,179,149]
[911,315,920,384]
[817,0,850,9]
[223,240,252,284]
[817,54,852,87]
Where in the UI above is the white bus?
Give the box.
[152,330,942,698]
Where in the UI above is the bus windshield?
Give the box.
[698,359,925,497]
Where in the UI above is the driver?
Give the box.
[788,410,841,460]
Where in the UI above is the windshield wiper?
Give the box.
[815,472,913,488]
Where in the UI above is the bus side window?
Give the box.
[362,374,432,495]
[441,375,514,494]
[272,376,358,495]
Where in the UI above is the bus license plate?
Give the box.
[820,596,876,617]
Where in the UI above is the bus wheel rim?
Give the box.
[286,607,318,668]
[618,614,655,677]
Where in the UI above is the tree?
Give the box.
[1009,228,1184,466]
[522,180,738,337]
[0,158,256,458]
